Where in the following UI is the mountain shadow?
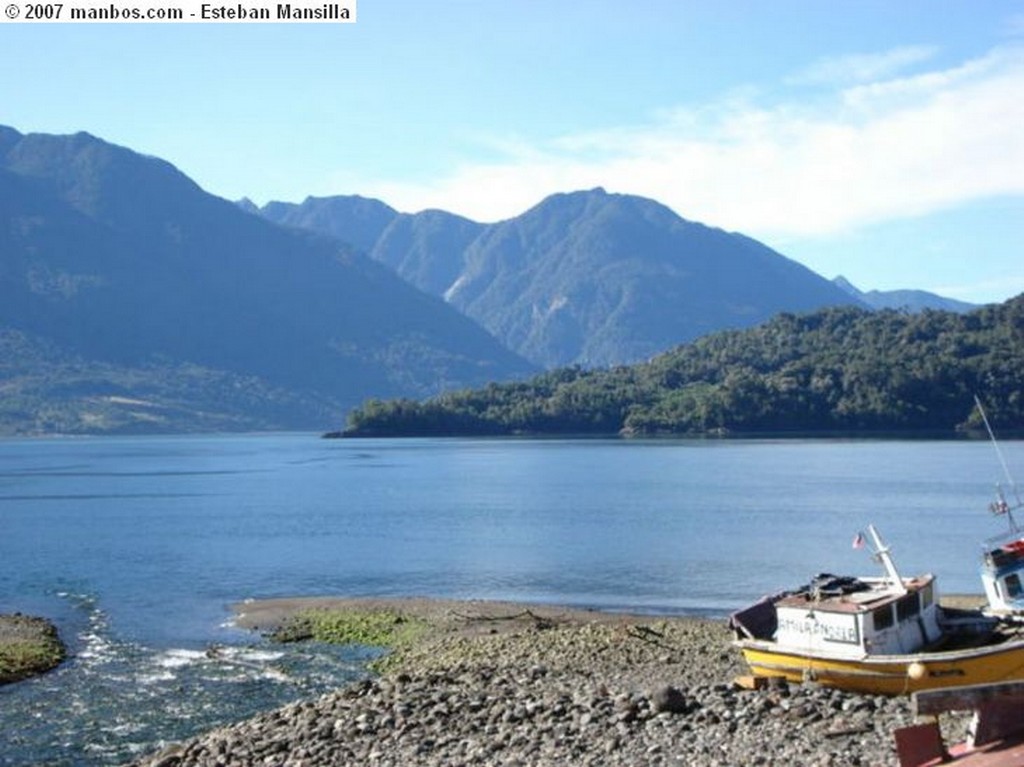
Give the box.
[0,126,535,434]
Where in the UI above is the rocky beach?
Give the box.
[123,597,977,767]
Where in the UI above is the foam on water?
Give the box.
[228,648,284,663]
[0,592,372,767]
[153,648,207,668]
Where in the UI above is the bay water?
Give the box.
[1,434,1021,765]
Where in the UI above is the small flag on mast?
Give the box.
[852,531,865,549]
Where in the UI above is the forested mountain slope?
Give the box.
[341,297,1024,437]
[259,188,867,368]
[0,127,535,434]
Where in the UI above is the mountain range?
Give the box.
[0,126,534,434]
[254,190,879,368]
[0,125,982,435]
[832,276,976,313]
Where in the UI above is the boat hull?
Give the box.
[737,640,1024,695]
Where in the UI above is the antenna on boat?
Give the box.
[866,524,908,595]
[975,395,1023,533]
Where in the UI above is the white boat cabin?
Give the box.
[731,526,947,659]
[981,532,1024,618]
[770,573,943,659]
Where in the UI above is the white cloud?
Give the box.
[363,46,1024,239]
[788,45,939,86]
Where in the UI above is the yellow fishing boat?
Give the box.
[730,526,1024,695]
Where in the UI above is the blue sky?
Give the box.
[4,1,1023,303]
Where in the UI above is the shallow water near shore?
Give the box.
[1,434,1020,765]
[1,592,379,766]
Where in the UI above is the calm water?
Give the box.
[1,434,1021,765]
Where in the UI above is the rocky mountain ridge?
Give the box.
[254,188,871,367]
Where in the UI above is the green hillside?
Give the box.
[340,297,1024,437]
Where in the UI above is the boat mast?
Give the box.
[867,524,907,594]
[975,396,1022,533]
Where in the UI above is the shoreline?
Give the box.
[232,592,988,626]
[128,595,983,766]
[230,595,745,689]
[231,595,716,634]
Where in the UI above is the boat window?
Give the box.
[1006,574,1023,599]
[896,593,920,621]
[920,582,933,608]
[873,605,894,631]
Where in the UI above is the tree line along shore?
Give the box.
[339,298,1024,438]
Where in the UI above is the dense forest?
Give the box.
[339,295,1024,438]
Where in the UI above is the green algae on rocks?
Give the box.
[271,609,428,651]
[0,614,66,685]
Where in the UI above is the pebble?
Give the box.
[125,615,967,766]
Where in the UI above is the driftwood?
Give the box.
[448,609,561,630]
[624,625,675,651]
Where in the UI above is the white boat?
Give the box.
[975,399,1024,620]
[980,494,1024,619]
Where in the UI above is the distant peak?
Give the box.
[568,186,610,199]
[531,187,629,212]
[295,193,396,213]
[539,187,609,204]
[0,124,23,144]
[832,276,862,296]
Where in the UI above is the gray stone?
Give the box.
[650,685,689,714]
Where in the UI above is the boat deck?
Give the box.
[775,576,931,613]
